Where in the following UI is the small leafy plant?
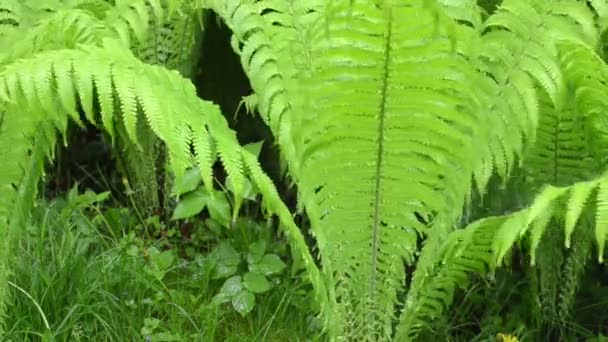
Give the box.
[209,238,287,316]
[170,141,288,316]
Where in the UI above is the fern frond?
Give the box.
[0,103,55,335]
[524,91,594,187]
[396,215,505,339]
[203,0,310,173]
[399,171,606,339]
[560,42,608,167]
[131,4,200,76]
[480,0,598,149]
[0,0,181,65]
[437,0,483,30]
[557,220,592,323]
[0,9,109,65]
[564,180,595,247]
[0,40,322,334]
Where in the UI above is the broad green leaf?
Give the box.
[172,188,207,220]
[173,186,231,226]
[218,275,243,297]
[216,242,241,265]
[172,166,201,196]
[212,242,241,279]
[212,263,238,280]
[95,191,111,202]
[150,249,175,272]
[206,191,231,227]
[247,240,266,264]
[232,289,255,316]
[141,317,160,335]
[249,254,286,276]
[243,272,271,293]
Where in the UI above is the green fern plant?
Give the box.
[206,0,608,340]
[0,2,322,335]
[3,0,608,340]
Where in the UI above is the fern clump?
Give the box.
[2,0,608,340]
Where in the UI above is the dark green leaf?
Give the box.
[247,240,266,264]
[216,242,241,265]
[212,242,241,279]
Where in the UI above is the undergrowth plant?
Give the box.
[6,186,311,340]
[2,0,608,341]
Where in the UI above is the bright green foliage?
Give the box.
[0,2,320,333]
[2,0,608,340]
[209,0,608,340]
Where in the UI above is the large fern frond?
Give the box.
[395,215,505,340]
[397,170,607,339]
[0,0,181,65]
[0,40,321,333]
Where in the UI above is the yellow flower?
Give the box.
[496,333,519,342]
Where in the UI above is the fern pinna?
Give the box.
[1,0,608,340]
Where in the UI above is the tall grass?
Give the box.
[5,189,316,341]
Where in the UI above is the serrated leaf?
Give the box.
[171,188,207,220]
[243,272,271,293]
[596,178,608,262]
[95,191,111,202]
[565,180,596,247]
[226,175,258,201]
[493,212,528,265]
[247,240,266,264]
[232,290,255,316]
[527,186,567,226]
[249,254,286,276]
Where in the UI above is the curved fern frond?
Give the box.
[0,0,181,65]
[398,170,607,339]
[437,0,483,30]
[0,9,109,65]
[479,0,598,153]
[560,42,608,167]
[0,40,321,333]
[202,0,314,176]
[395,215,505,340]
[524,91,595,187]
